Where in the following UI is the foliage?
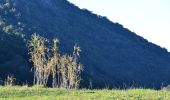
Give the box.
[0,31,31,84]
[0,0,24,36]
[0,0,31,85]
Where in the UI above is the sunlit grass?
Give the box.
[0,86,170,100]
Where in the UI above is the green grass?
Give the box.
[0,86,170,100]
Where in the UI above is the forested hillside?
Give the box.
[0,0,170,89]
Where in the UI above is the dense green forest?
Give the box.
[0,0,32,85]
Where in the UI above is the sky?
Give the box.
[68,0,170,51]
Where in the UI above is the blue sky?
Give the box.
[68,0,170,51]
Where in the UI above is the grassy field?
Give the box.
[0,86,170,100]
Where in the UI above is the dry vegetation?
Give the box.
[4,75,15,86]
[28,33,83,89]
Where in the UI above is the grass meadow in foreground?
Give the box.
[0,86,170,100]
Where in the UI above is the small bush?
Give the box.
[4,75,15,86]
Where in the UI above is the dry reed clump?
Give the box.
[4,75,16,86]
[28,33,83,89]
[28,33,50,86]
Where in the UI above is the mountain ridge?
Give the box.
[0,0,170,89]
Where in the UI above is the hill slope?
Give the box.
[0,0,170,88]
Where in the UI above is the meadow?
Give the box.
[0,86,170,100]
